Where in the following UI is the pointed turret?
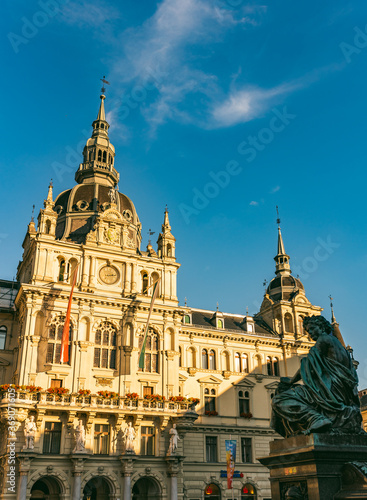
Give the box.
[274,226,291,277]
[44,181,54,209]
[157,206,176,259]
[329,297,346,348]
[75,90,118,187]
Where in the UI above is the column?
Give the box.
[89,257,96,287]
[166,457,180,500]
[16,472,28,500]
[71,472,82,500]
[71,458,86,500]
[17,456,32,500]
[120,456,135,500]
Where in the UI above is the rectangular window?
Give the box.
[46,344,54,363]
[43,422,62,454]
[110,349,116,369]
[50,379,62,388]
[205,436,218,462]
[143,386,153,397]
[239,398,250,414]
[241,437,252,463]
[55,344,61,363]
[0,328,7,350]
[94,424,110,454]
[141,426,155,455]
[94,348,100,367]
[101,349,108,368]
[205,396,216,412]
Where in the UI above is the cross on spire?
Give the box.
[100,75,110,95]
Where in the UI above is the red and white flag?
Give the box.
[60,264,79,363]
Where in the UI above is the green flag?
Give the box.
[138,279,160,370]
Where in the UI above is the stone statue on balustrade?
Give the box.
[123,422,136,454]
[167,423,180,455]
[271,315,364,437]
[23,416,37,450]
[73,420,86,453]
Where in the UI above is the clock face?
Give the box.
[99,265,119,285]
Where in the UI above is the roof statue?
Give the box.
[271,315,364,437]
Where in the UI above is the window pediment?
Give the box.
[198,375,222,384]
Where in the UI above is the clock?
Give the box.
[99,265,119,285]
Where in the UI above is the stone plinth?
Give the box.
[258,433,367,500]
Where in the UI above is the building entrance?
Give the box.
[132,476,161,500]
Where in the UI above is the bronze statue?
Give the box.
[271,315,363,437]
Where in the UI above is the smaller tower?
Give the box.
[274,209,291,277]
[157,207,176,259]
[37,181,57,237]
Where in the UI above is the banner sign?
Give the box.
[225,439,236,489]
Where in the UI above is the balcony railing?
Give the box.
[0,392,195,412]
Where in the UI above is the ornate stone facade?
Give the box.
[0,93,323,500]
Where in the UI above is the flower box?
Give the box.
[125,392,139,399]
[97,390,119,399]
[240,412,253,419]
[77,389,91,396]
[205,410,218,416]
[47,387,69,395]
[144,394,165,401]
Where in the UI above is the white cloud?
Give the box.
[249,201,259,206]
[60,0,120,28]
[111,0,266,131]
[271,186,281,193]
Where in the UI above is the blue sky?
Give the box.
[1,0,367,386]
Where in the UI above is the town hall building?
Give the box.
[0,91,324,500]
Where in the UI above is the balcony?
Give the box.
[0,391,196,414]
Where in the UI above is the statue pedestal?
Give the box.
[258,433,367,500]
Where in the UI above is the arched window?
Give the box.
[138,329,159,373]
[235,352,241,372]
[45,220,51,234]
[47,316,72,365]
[202,349,209,369]
[102,151,107,162]
[167,244,172,257]
[101,123,104,129]
[179,346,182,367]
[93,321,117,369]
[266,356,272,376]
[58,259,65,282]
[204,388,216,413]
[298,316,304,335]
[109,154,112,164]
[273,357,279,376]
[241,353,249,373]
[142,272,148,294]
[205,483,221,499]
[239,390,250,415]
[97,150,102,162]
[284,313,293,332]
[187,347,196,368]
[242,484,257,499]
[0,326,7,350]
[209,350,216,370]
[184,315,191,324]
[217,319,223,329]
[267,356,280,376]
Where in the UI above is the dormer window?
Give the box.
[217,319,223,329]
[247,323,254,333]
[183,314,191,325]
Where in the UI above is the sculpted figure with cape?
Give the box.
[271,315,363,437]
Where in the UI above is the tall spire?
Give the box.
[75,81,118,187]
[163,205,171,231]
[274,207,291,276]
